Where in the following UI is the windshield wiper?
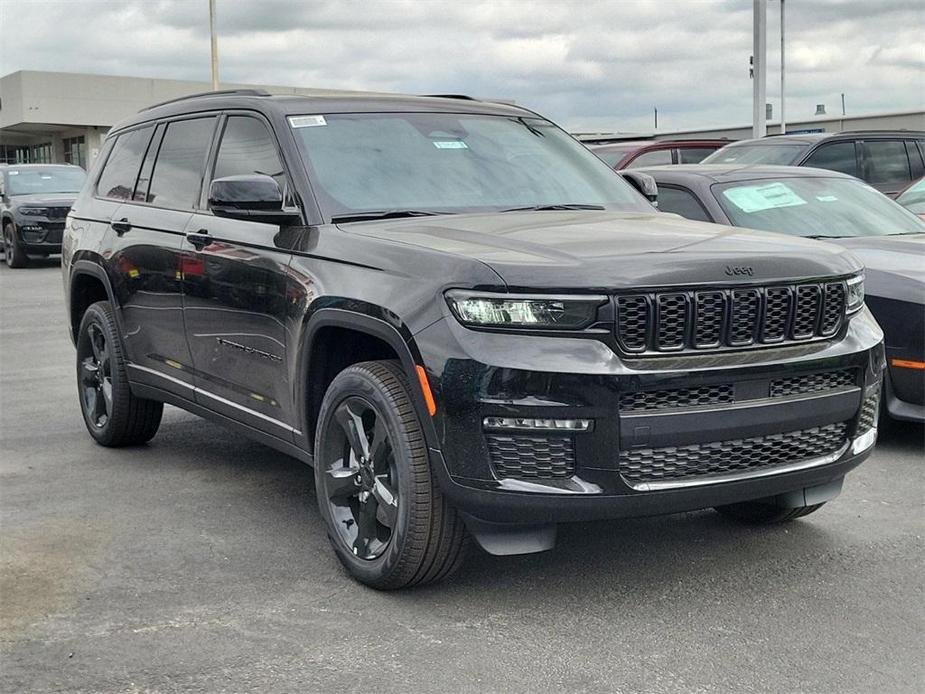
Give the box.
[806,234,847,239]
[499,204,606,212]
[331,210,451,224]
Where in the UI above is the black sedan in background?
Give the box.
[637,164,925,423]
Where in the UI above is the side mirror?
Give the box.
[208,174,301,225]
[619,171,658,207]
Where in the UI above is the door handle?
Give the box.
[186,229,213,250]
[110,218,132,236]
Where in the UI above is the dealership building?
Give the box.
[0,70,374,169]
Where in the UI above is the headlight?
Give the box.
[846,274,864,314]
[19,207,48,216]
[446,290,605,329]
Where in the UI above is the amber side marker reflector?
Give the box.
[415,365,437,416]
[891,358,925,370]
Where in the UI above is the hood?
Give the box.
[836,234,925,305]
[344,210,861,290]
[11,192,78,208]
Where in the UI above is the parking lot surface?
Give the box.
[2,262,923,693]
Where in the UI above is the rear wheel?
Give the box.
[76,301,163,446]
[314,360,468,589]
[714,501,826,524]
[3,223,29,268]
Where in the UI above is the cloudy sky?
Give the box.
[1,0,922,132]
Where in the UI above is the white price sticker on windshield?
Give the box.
[289,115,327,128]
[722,182,807,213]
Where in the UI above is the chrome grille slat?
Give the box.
[615,280,845,355]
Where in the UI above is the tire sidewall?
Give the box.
[314,366,423,587]
[76,302,126,444]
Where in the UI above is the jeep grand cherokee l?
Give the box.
[62,90,885,589]
[2,163,86,268]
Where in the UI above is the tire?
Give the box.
[3,222,29,268]
[714,500,826,524]
[314,360,468,589]
[76,301,163,446]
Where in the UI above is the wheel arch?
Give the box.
[296,306,440,455]
[68,259,119,346]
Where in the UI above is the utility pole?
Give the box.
[209,0,219,90]
[780,0,786,134]
[752,0,767,138]
[654,107,658,130]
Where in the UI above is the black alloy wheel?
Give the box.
[3,223,28,268]
[80,322,114,429]
[320,396,400,560]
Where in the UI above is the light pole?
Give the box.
[752,0,767,138]
[780,0,786,134]
[209,0,219,90]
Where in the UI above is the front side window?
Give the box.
[715,176,924,238]
[97,126,154,200]
[803,142,859,177]
[702,143,807,166]
[864,140,912,186]
[212,116,285,190]
[657,185,712,222]
[290,112,651,220]
[5,166,86,196]
[626,148,673,168]
[147,118,217,210]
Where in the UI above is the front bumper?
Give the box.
[416,307,885,524]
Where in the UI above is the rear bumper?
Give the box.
[416,307,885,524]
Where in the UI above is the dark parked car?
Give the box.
[63,91,884,588]
[702,131,925,197]
[1,163,86,267]
[589,139,728,169]
[896,176,925,219]
[638,164,923,423]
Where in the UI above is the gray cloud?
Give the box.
[0,0,921,132]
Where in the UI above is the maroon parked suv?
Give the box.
[588,140,730,169]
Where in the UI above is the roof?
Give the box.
[111,91,533,134]
[722,130,925,147]
[590,139,730,151]
[632,163,858,184]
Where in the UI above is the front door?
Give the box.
[180,114,297,439]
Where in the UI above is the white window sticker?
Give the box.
[289,115,327,128]
[433,140,468,149]
[816,194,839,202]
[722,182,807,213]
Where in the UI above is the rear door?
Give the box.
[860,138,913,197]
[180,113,298,439]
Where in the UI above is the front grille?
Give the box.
[616,280,846,355]
[487,434,576,479]
[770,369,855,398]
[620,384,734,411]
[46,206,70,219]
[620,422,848,485]
[857,391,880,434]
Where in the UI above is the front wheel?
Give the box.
[714,501,826,524]
[314,360,468,589]
[76,301,163,446]
[3,223,29,268]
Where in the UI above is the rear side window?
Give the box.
[147,117,217,210]
[626,149,673,168]
[96,126,154,200]
[678,147,720,164]
[803,141,859,177]
[864,140,911,186]
[657,185,712,222]
[212,116,285,189]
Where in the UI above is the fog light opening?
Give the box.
[482,417,592,432]
[852,427,877,455]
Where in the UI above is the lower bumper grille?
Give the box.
[857,391,880,434]
[619,422,848,486]
[487,434,576,479]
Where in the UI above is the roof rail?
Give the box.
[421,94,479,101]
[140,88,272,112]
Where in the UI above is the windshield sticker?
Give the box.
[433,140,468,149]
[289,115,327,128]
[816,194,839,202]
[722,182,807,213]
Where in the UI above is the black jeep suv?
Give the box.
[63,90,885,588]
[2,163,86,267]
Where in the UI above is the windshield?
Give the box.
[5,166,86,195]
[715,177,925,237]
[896,177,925,214]
[702,143,807,166]
[290,113,652,220]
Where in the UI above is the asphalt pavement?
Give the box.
[2,261,923,693]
